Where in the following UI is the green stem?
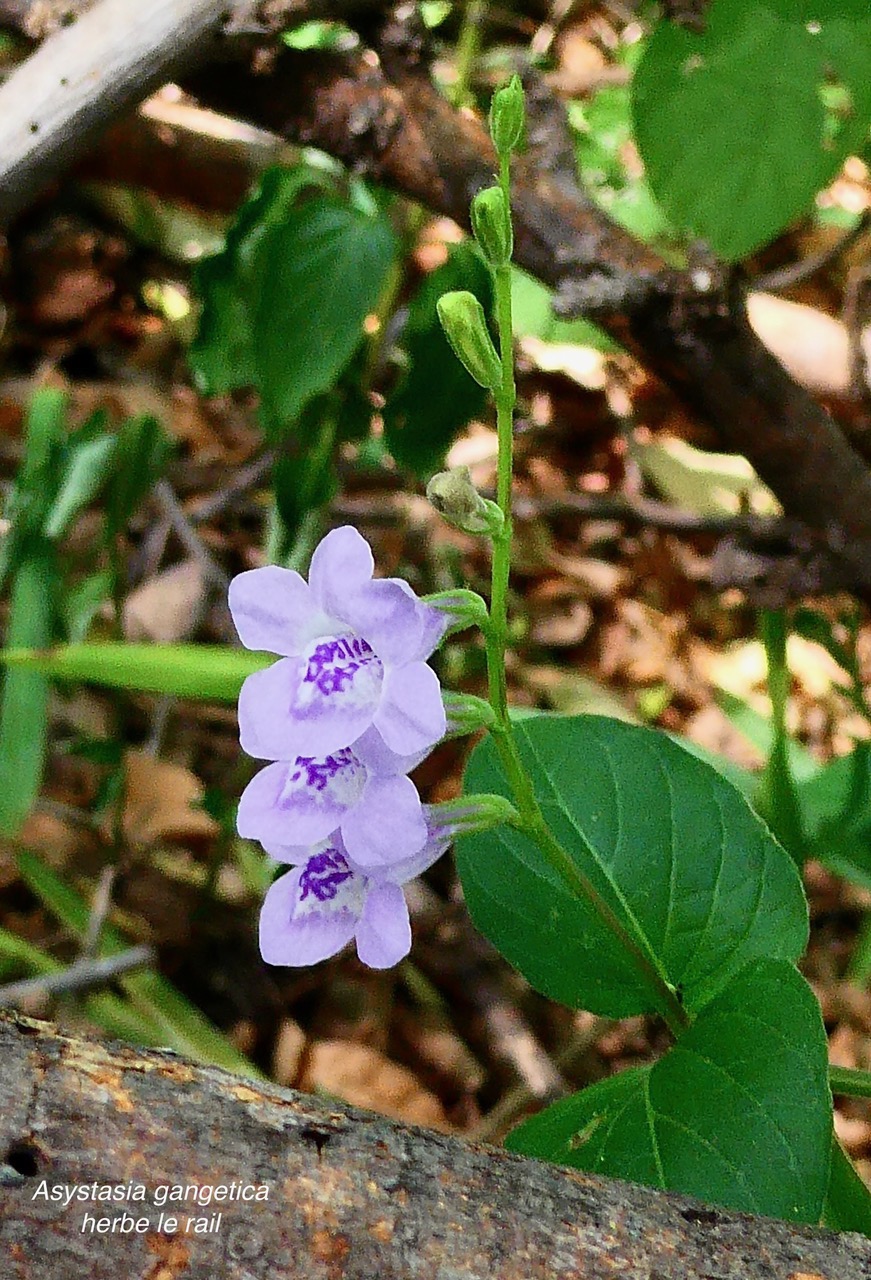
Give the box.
[759,609,804,860]
[830,1065,871,1099]
[452,0,486,108]
[486,157,516,724]
[481,146,689,1038]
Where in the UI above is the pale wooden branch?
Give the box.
[0,0,233,224]
[0,1011,869,1278]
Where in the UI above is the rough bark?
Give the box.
[0,1011,869,1279]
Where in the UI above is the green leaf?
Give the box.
[190,164,331,397]
[282,20,353,50]
[458,716,807,1017]
[0,643,271,702]
[15,849,261,1076]
[106,415,173,539]
[664,733,756,799]
[823,1136,871,1236]
[799,745,871,891]
[510,267,619,350]
[508,959,831,1223]
[0,552,57,835]
[44,434,117,541]
[253,195,397,429]
[384,244,492,476]
[633,0,871,260]
[273,394,339,535]
[570,84,681,251]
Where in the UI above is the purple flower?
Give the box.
[230,527,448,761]
[236,726,429,870]
[258,821,451,970]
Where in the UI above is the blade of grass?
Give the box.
[16,848,262,1076]
[0,552,57,834]
[0,643,271,702]
[0,923,166,1045]
[756,610,806,861]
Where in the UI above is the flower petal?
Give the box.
[259,839,312,865]
[334,579,424,666]
[229,566,334,656]
[352,724,430,777]
[373,662,446,755]
[239,642,383,759]
[341,775,427,870]
[383,578,449,662]
[259,848,363,967]
[308,526,374,617]
[238,659,305,761]
[237,752,366,848]
[355,881,411,969]
[381,821,453,885]
[292,634,384,754]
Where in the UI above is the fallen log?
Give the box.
[0,1011,869,1279]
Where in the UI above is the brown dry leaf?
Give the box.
[598,599,680,685]
[402,1024,485,1095]
[33,267,114,326]
[531,599,593,647]
[18,811,85,865]
[519,337,608,390]
[834,1110,871,1156]
[701,635,844,703]
[301,1040,453,1131]
[553,30,609,94]
[120,750,218,848]
[271,1018,307,1087]
[747,292,852,396]
[682,704,765,771]
[123,559,206,643]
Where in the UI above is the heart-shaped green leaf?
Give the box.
[508,959,831,1223]
[458,715,807,1016]
[633,0,871,260]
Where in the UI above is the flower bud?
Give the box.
[426,466,505,538]
[489,74,525,155]
[442,690,497,734]
[437,291,503,391]
[424,588,490,634]
[471,186,513,268]
[428,794,520,837]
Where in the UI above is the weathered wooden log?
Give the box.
[0,1011,869,1278]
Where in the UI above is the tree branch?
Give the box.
[0,0,234,225]
[0,1011,868,1277]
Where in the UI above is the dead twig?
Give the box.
[755,212,871,295]
[0,944,155,1006]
